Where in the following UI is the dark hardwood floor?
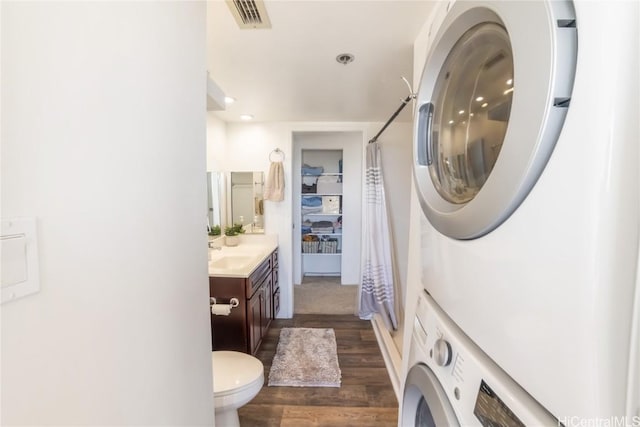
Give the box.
[238,314,398,427]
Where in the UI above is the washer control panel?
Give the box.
[434,338,452,367]
[414,291,557,425]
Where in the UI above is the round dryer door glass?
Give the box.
[413,2,577,239]
[430,23,513,204]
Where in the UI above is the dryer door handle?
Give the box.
[417,102,434,166]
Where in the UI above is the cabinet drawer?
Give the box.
[247,256,271,297]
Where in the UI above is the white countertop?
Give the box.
[208,238,277,278]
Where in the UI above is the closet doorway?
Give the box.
[292,131,362,288]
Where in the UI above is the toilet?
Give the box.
[212,351,264,427]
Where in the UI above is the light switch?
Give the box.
[1,234,28,287]
[1,218,40,303]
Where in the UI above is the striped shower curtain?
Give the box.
[359,142,398,331]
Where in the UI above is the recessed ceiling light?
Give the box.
[458,110,465,115]
[240,114,254,121]
[225,96,236,105]
[481,102,489,108]
[336,53,355,65]
[506,78,513,85]
[503,87,514,95]
[475,96,484,102]
[448,120,454,124]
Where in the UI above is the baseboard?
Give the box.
[371,314,402,401]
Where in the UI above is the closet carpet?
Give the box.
[238,314,398,427]
[294,276,359,315]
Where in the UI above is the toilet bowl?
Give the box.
[212,351,264,427]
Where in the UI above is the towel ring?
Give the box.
[269,148,285,162]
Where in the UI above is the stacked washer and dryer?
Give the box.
[402,0,639,425]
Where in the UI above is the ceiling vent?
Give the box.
[226,0,272,29]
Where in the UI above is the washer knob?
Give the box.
[433,338,452,367]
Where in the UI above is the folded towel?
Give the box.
[301,196,323,207]
[302,176,318,186]
[302,164,324,175]
[301,183,317,193]
[265,161,284,202]
[311,220,333,228]
[302,205,323,211]
[311,227,334,233]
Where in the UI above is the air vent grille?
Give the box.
[226,0,272,29]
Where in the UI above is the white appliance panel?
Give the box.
[415,0,639,420]
[401,291,557,426]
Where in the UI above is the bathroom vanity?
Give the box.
[209,244,279,355]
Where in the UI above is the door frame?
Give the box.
[291,130,363,286]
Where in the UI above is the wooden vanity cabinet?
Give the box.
[272,250,280,318]
[210,248,278,355]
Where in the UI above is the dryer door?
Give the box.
[413,1,577,239]
[401,363,459,426]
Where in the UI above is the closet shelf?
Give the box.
[302,252,342,256]
[302,232,342,236]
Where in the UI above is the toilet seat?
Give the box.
[212,351,264,394]
[214,374,263,398]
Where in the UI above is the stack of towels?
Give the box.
[310,220,334,233]
[301,196,323,214]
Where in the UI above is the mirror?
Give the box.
[207,171,224,235]
[229,171,265,234]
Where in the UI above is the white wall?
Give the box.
[1,3,214,425]
[207,114,229,227]
[207,113,227,172]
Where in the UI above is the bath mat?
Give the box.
[268,327,341,387]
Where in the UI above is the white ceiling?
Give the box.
[207,1,436,123]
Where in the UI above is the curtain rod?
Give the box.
[368,94,416,144]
